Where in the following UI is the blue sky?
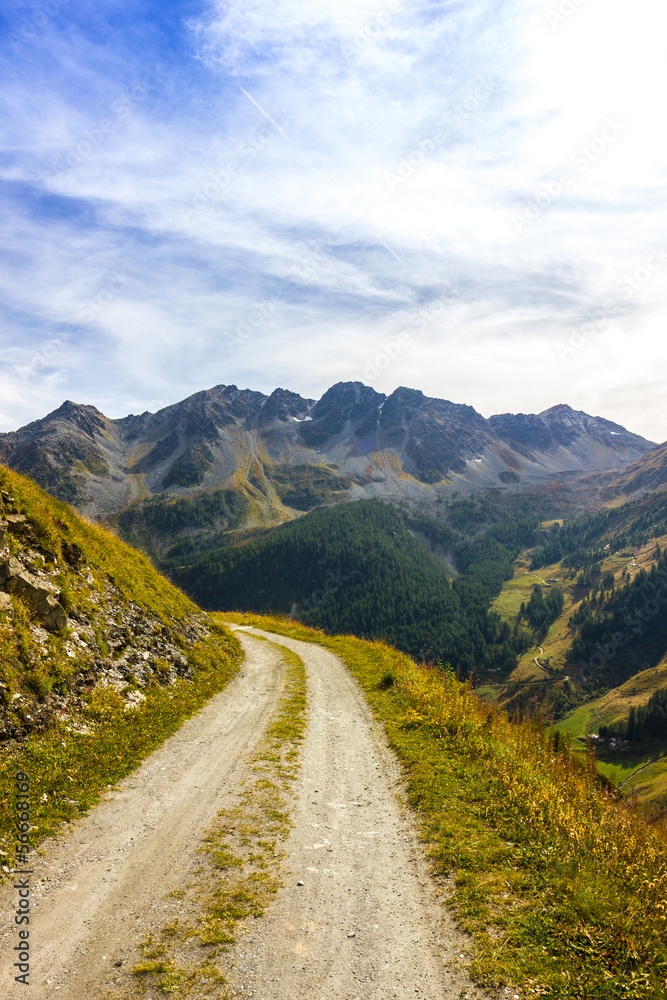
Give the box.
[1,0,666,441]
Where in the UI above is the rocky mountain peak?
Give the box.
[43,400,107,437]
[258,388,313,426]
[299,382,386,448]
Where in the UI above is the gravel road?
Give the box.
[0,637,286,998]
[1,627,485,999]
[227,627,484,1000]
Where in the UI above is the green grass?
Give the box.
[553,659,667,811]
[595,752,657,788]
[492,571,548,623]
[222,612,667,1000]
[0,464,195,621]
[552,704,594,739]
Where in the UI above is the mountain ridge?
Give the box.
[0,383,655,536]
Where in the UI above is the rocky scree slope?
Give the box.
[593,438,667,499]
[0,384,653,539]
[0,465,224,746]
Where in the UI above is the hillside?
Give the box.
[598,438,667,498]
[2,462,667,997]
[0,384,654,561]
[485,491,667,807]
[0,462,240,865]
[165,497,540,674]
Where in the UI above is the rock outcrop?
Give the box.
[0,479,216,746]
[0,556,67,631]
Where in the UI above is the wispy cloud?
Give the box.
[0,0,665,442]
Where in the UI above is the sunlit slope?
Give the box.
[490,496,667,719]
[221,611,667,1000]
[0,462,240,863]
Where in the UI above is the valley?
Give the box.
[2,385,667,996]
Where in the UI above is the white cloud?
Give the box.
[0,0,665,442]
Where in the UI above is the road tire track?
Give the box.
[1,628,486,999]
[0,638,286,999]
[228,627,485,1000]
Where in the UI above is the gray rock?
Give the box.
[0,557,25,586]
[0,559,67,631]
[5,514,30,536]
[0,592,11,612]
[39,595,68,632]
[0,521,7,546]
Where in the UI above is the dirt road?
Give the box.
[228,627,483,1000]
[1,627,483,999]
[0,637,286,998]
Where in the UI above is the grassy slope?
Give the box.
[0,464,241,868]
[491,520,667,808]
[556,656,667,810]
[221,611,667,1000]
[493,526,667,684]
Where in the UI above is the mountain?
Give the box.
[0,385,654,547]
[597,440,667,498]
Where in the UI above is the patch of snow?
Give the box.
[610,431,621,436]
[292,416,313,422]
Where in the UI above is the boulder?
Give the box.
[0,520,7,546]
[0,557,24,586]
[0,559,67,631]
[5,514,32,539]
[0,592,11,612]
[39,595,67,632]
